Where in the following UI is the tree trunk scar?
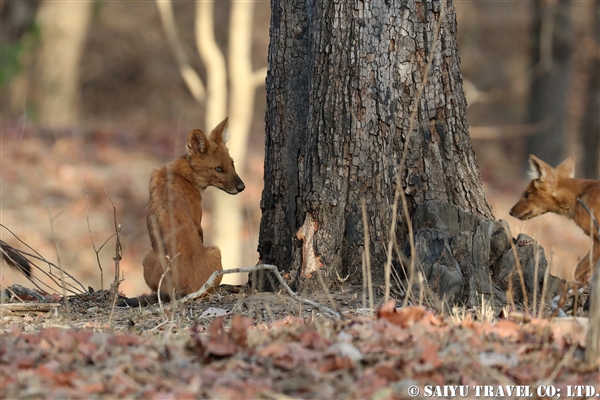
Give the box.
[296,213,323,278]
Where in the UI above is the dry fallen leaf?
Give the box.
[230,314,254,348]
[377,300,427,328]
[206,317,236,357]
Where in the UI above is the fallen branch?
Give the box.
[180,264,343,319]
[0,302,60,316]
[4,284,49,302]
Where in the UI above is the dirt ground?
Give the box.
[1,282,598,399]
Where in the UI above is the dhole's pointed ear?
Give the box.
[555,155,575,179]
[209,117,229,144]
[528,155,553,183]
[187,129,209,155]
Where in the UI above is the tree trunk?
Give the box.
[525,0,573,166]
[258,0,493,293]
[36,0,92,129]
[580,0,600,180]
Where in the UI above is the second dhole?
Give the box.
[510,155,600,284]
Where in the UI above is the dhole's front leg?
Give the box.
[574,241,600,283]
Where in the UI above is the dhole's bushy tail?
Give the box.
[0,240,32,278]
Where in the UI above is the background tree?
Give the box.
[580,0,599,179]
[35,0,93,129]
[258,0,493,294]
[0,0,39,110]
[525,0,573,166]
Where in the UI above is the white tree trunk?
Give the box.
[36,0,93,129]
[195,0,227,128]
[156,0,205,103]
[213,0,266,283]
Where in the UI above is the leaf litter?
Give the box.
[1,295,599,399]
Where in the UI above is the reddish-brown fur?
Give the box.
[510,155,600,284]
[120,118,244,306]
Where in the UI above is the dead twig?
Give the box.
[98,185,123,302]
[46,207,70,319]
[538,248,553,319]
[0,302,60,316]
[99,185,124,325]
[361,198,374,313]
[181,264,343,319]
[503,227,530,314]
[315,268,342,317]
[0,224,86,295]
[157,257,175,314]
[85,183,104,291]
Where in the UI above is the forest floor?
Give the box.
[1,282,598,399]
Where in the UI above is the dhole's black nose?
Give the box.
[237,182,246,192]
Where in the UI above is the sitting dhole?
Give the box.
[119,118,244,307]
[510,155,600,285]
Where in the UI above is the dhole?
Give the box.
[119,118,244,307]
[510,155,600,284]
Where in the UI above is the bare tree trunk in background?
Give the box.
[213,1,266,283]
[195,0,227,128]
[580,0,600,179]
[157,0,266,282]
[36,0,92,129]
[0,0,40,42]
[525,0,573,166]
[0,0,41,113]
[259,0,493,293]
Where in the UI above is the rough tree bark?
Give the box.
[258,0,495,296]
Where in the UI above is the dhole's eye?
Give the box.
[523,192,529,199]
[215,167,223,173]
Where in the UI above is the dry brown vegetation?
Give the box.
[1,287,598,398]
